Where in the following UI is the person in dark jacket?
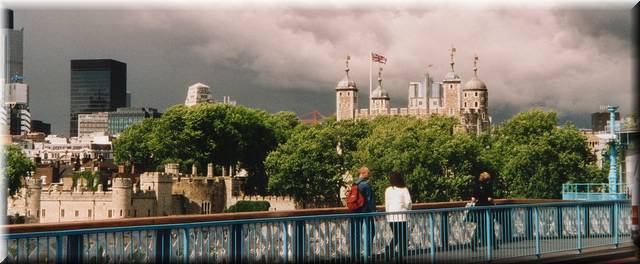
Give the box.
[350,166,376,262]
[470,172,498,251]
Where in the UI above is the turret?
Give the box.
[336,55,358,121]
[461,55,490,134]
[140,172,173,216]
[443,46,462,117]
[111,177,132,219]
[26,177,42,223]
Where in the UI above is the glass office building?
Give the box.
[107,107,160,135]
[70,59,126,137]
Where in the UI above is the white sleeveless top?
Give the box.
[384,186,412,222]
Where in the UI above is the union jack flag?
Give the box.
[371,52,387,64]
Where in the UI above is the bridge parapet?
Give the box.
[3,199,631,263]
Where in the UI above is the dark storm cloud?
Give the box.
[12,8,633,135]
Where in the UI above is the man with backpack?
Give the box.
[348,166,376,262]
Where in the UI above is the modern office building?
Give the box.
[592,112,621,132]
[184,82,214,106]
[107,107,160,135]
[78,112,109,137]
[3,10,30,135]
[3,9,23,83]
[31,120,51,135]
[70,59,126,137]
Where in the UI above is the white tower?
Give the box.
[408,73,431,114]
[461,55,490,134]
[370,67,390,116]
[336,56,358,121]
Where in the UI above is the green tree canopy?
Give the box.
[266,124,346,208]
[491,109,606,198]
[114,104,292,194]
[4,145,35,196]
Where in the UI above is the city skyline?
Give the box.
[10,8,634,135]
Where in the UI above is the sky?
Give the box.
[8,5,635,135]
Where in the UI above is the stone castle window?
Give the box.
[41,209,45,218]
[74,210,79,217]
[88,209,92,217]
[108,210,112,218]
[61,209,64,217]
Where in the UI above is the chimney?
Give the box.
[207,163,214,177]
[118,164,126,174]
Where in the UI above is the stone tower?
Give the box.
[140,172,173,216]
[442,47,462,117]
[111,177,132,219]
[336,56,358,121]
[26,177,42,223]
[461,55,490,134]
[370,67,390,116]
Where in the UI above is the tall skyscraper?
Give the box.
[70,59,126,137]
[3,9,30,136]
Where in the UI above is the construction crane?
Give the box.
[301,110,324,125]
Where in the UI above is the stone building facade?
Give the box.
[8,163,295,224]
[336,49,491,135]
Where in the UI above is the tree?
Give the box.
[113,118,157,171]
[4,145,35,196]
[113,103,282,194]
[492,109,605,199]
[354,116,486,203]
[266,124,345,208]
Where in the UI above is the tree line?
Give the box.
[5,104,606,207]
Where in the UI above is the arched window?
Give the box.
[475,102,478,107]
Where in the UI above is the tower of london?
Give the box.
[335,48,491,135]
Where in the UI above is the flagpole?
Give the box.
[369,49,372,110]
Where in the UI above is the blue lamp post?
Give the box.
[607,105,619,194]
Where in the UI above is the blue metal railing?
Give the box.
[562,183,629,201]
[4,200,631,263]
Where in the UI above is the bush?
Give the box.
[223,201,270,213]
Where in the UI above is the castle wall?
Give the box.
[172,176,226,214]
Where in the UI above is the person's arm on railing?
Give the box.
[404,188,412,210]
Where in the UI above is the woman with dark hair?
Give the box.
[384,171,412,262]
[470,171,497,251]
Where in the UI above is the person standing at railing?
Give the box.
[350,166,377,262]
[470,171,498,251]
[384,171,412,262]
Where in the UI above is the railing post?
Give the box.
[440,211,449,250]
[429,212,436,263]
[485,208,493,262]
[282,222,289,263]
[56,236,63,264]
[363,217,371,264]
[295,220,305,263]
[613,202,619,248]
[577,205,582,253]
[230,224,243,264]
[66,234,83,264]
[534,207,541,258]
[556,206,563,238]
[155,229,171,264]
[183,228,190,263]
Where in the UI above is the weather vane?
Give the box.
[473,54,479,76]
